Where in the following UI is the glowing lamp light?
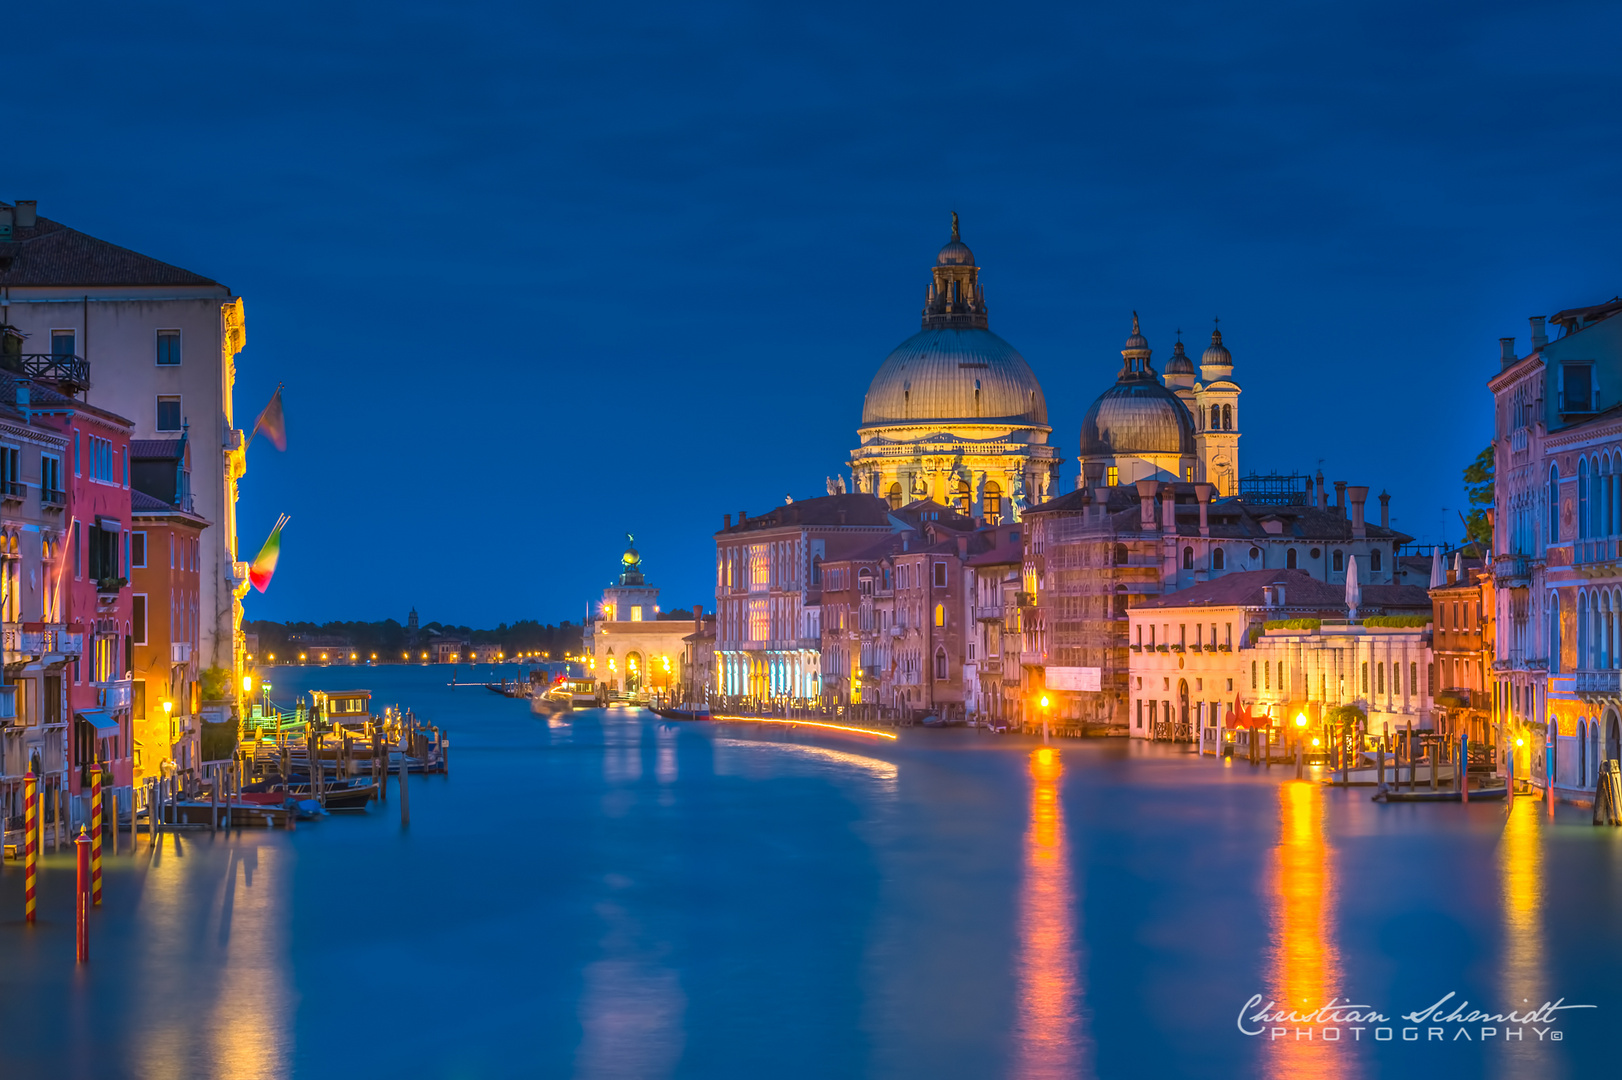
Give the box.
[1311,737,1320,746]
[1295,714,1307,727]
[162,700,173,715]
[1039,695,1050,709]
[299,653,307,661]
[1515,737,1525,747]
[242,674,253,694]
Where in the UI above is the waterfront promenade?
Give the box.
[0,664,1615,1079]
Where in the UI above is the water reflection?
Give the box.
[1012,747,1089,1079]
[1498,798,1550,1079]
[575,898,686,1080]
[713,737,898,789]
[1266,782,1345,1080]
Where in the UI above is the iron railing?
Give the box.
[3,352,90,390]
[1574,670,1622,694]
[0,480,24,500]
[40,488,65,508]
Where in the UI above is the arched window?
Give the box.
[1114,543,1129,566]
[1579,719,1588,787]
[858,567,873,596]
[952,477,971,514]
[1222,404,1233,430]
[1376,662,1385,695]
[1212,547,1225,570]
[1332,550,1344,572]
[934,603,945,628]
[1183,547,1194,569]
[1549,463,1561,544]
[1114,585,1128,617]
[1580,458,1591,539]
[1370,548,1382,572]
[1286,548,1298,569]
[811,556,822,586]
[1579,592,1589,670]
[933,647,948,680]
[886,482,903,510]
[1549,593,1561,674]
[984,481,1002,521]
[1210,404,1220,430]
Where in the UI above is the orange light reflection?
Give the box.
[708,714,898,740]
[1265,781,1345,1080]
[1497,797,1544,1078]
[1012,747,1088,1078]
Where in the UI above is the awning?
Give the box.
[76,709,119,736]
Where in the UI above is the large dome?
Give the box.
[1079,378,1195,456]
[861,327,1048,427]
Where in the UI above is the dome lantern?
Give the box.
[921,211,988,331]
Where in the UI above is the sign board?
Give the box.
[1046,666,1101,692]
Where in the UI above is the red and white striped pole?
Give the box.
[23,771,37,925]
[75,826,91,963]
[90,769,103,905]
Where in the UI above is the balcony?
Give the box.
[171,641,193,665]
[1573,538,1622,574]
[0,479,23,505]
[3,352,90,392]
[97,679,134,710]
[3,623,82,661]
[40,487,65,510]
[974,604,1005,622]
[1493,554,1536,586]
[1574,670,1622,695]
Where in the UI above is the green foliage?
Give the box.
[1463,444,1494,550]
[1361,615,1431,628]
[199,666,232,701]
[1263,618,1321,631]
[1326,704,1367,727]
[200,720,237,763]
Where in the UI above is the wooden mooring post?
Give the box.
[398,735,411,828]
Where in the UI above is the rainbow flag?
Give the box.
[250,386,287,451]
[249,515,290,593]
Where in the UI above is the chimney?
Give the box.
[1160,485,1176,536]
[1500,337,1517,368]
[1276,583,1286,607]
[739,509,747,526]
[1195,482,1214,537]
[1333,480,1347,517]
[1347,485,1369,538]
[1136,480,1160,529]
[956,535,969,558]
[1530,316,1547,350]
[14,200,35,228]
[1378,490,1390,528]
[723,513,731,529]
[1304,473,1314,505]
[1316,470,1327,510]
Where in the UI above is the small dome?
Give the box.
[1080,379,1196,457]
[1122,311,1149,354]
[1166,339,1195,375]
[1202,326,1232,368]
[936,238,974,266]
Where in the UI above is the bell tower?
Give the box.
[1192,321,1241,496]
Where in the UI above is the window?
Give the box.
[1427,663,1435,694]
[157,396,182,432]
[1106,466,1119,486]
[1332,550,1344,572]
[886,483,902,509]
[88,524,120,581]
[1550,463,1561,544]
[1361,662,1368,693]
[1212,548,1225,570]
[952,477,971,514]
[1563,362,1594,412]
[40,455,61,502]
[1114,543,1129,566]
[1376,662,1384,694]
[156,329,181,366]
[51,329,76,356]
[858,568,873,596]
[132,595,148,645]
[630,606,643,622]
[1370,548,1382,572]
[1410,662,1418,697]
[932,562,947,588]
[1264,661,1270,690]
[1226,678,1233,692]
[934,603,945,627]
[1252,661,1258,689]
[1286,548,1297,569]
[1114,586,1128,617]
[933,647,948,680]
[1137,700,1143,729]
[0,446,17,497]
[1393,664,1401,695]
[1210,404,1220,429]
[1580,458,1590,538]
[984,481,1002,520]
[811,556,822,586]
[1183,546,1193,569]
[1222,404,1233,430]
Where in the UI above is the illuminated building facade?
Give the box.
[583,538,690,697]
[0,199,248,715]
[713,493,893,703]
[1126,569,1433,747]
[849,218,1061,522]
[129,436,208,781]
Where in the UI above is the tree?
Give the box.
[1463,444,1494,551]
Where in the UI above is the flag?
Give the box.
[249,515,290,593]
[249,386,287,451]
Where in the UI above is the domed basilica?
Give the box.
[849,216,1061,522]
[1078,315,1242,495]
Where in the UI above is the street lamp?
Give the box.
[242,674,253,694]
[1038,694,1051,743]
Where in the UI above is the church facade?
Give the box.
[848,218,1062,523]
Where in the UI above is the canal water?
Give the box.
[2,664,1619,1079]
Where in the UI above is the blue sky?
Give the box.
[11,1,1622,625]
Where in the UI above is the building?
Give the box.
[1491,299,1622,799]
[0,199,248,715]
[0,385,79,836]
[129,435,209,781]
[583,538,693,699]
[1429,551,1492,749]
[848,217,1062,519]
[713,493,895,704]
[965,523,1025,728]
[1127,568,1434,750]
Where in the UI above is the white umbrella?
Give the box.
[1429,548,1444,589]
[1346,555,1362,621]
[1453,550,1463,581]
